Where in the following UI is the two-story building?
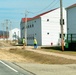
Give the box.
[20,8,67,46]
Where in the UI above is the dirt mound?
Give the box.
[0,41,12,47]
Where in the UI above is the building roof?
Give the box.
[32,8,58,19]
[66,3,76,9]
[21,8,58,23]
[21,18,32,22]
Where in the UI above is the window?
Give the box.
[32,24,34,27]
[47,19,49,21]
[47,32,49,35]
[27,25,29,28]
[60,34,65,38]
[30,25,31,28]
[67,28,69,30]
[22,27,24,30]
[35,21,36,22]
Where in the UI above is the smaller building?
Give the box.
[66,3,76,34]
[9,28,20,41]
[64,3,76,49]
[0,30,9,40]
[0,28,20,41]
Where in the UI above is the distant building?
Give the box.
[9,28,20,41]
[20,8,67,46]
[0,30,9,40]
[66,3,76,34]
[0,28,20,41]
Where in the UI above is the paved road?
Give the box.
[0,60,34,75]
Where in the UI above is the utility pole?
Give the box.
[2,23,5,40]
[5,19,9,42]
[9,21,12,43]
[22,11,27,49]
[24,11,29,46]
[25,12,27,46]
[60,0,64,51]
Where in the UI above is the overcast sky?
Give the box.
[0,0,76,30]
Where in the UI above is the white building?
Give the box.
[20,8,67,46]
[9,28,20,41]
[66,3,76,34]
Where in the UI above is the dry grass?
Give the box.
[8,48,76,64]
[41,47,76,56]
[0,41,76,64]
[0,49,27,63]
[0,41,11,46]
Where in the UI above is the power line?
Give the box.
[48,0,60,9]
[34,0,56,13]
[30,0,59,14]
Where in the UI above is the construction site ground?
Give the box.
[0,41,76,75]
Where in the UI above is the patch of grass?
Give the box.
[41,49,76,56]
[41,46,76,56]
[9,48,76,64]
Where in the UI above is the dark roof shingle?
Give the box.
[21,8,58,22]
[66,3,76,9]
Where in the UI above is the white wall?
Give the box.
[20,8,67,46]
[9,28,20,40]
[41,8,67,46]
[27,18,41,45]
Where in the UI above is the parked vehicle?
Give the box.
[65,34,76,49]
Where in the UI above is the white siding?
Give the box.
[67,7,76,34]
[9,28,20,40]
[41,8,67,46]
[20,8,67,46]
[20,22,25,38]
[27,18,41,45]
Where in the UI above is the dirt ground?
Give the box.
[0,41,76,64]
[0,41,25,62]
